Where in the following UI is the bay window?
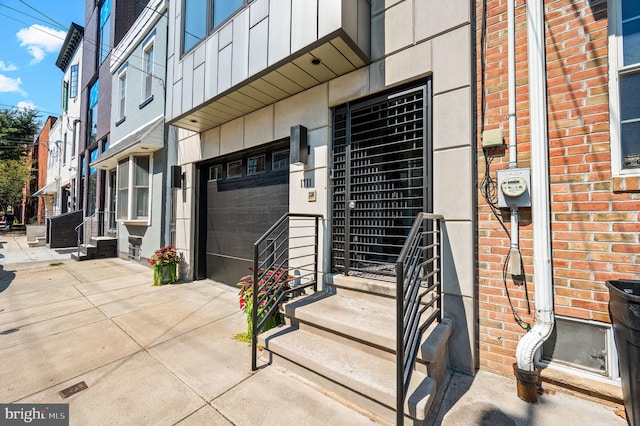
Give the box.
[117,155,150,221]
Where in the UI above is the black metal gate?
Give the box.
[332,81,431,277]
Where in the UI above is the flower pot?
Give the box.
[153,263,178,286]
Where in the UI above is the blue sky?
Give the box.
[0,0,84,120]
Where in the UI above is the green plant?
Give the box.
[236,267,292,342]
[149,245,181,286]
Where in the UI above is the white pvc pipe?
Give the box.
[515,0,555,372]
[508,0,520,273]
[508,0,517,168]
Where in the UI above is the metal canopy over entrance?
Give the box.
[332,81,432,277]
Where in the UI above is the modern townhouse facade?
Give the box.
[476,0,639,404]
[91,0,174,262]
[166,0,474,420]
[77,0,148,228]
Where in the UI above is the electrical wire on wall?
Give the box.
[479,0,531,332]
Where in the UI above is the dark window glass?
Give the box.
[623,18,640,66]
[213,0,243,28]
[183,0,207,53]
[70,65,79,98]
[247,155,265,174]
[621,121,640,169]
[62,81,69,112]
[227,160,242,178]
[272,150,289,170]
[622,0,640,21]
[99,0,111,64]
[209,164,223,180]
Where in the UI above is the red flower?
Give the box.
[239,298,245,309]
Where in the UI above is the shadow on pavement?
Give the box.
[0,263,16,293]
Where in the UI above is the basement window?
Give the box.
[539,316,618,380]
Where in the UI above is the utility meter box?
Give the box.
[497,168,531,208]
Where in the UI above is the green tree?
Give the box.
[0,107,40,213]
[0,108,41,160]
[0,159,32,210]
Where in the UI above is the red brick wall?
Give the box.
[476,0,640,376]
[35,117,56,224]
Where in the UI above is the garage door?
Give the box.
[205,144,289,284]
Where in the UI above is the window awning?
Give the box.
[91,117,164,170]
[32,180,59,197]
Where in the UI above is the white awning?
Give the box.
[91,117,164,170]
[32,180,59,197]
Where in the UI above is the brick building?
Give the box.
[476,0,638,399]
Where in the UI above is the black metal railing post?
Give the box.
[250,213,323,371]
[396,213,444,424]
[251,243,259,371]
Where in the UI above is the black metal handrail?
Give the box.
[75,210,117,257]
[251,212,323,371]
[396,213,444,424]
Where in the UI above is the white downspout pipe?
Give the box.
[515,0,554,372]
[508,0,521,275]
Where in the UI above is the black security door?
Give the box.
[332,81,432,277]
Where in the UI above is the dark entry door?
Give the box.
[332,82,431,276]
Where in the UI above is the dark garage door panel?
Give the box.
[206,182,289,284]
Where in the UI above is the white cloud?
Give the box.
[16,25,66,64]
[0,61,18,72]
[16,101,37,111]
[0,74,27,96]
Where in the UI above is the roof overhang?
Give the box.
[91,117,164,170]
[32,180,59,197]
[56,23,84,71]
[168,32,367,133]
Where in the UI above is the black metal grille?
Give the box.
[332,83,430,276]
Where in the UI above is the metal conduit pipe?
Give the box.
[507,0,522,275]
[515,0,554,374]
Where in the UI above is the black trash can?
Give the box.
[607,279,640,426]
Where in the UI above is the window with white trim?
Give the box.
[143,42,154,100]
[117,155,150,221]
[611,0,640,173]
[69,64,79,98]
[118,70,126,120]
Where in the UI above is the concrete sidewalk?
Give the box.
[0,235,626,425]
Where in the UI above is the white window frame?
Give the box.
[142,38,154,101]
[118,69,127,120]
[609,0,640,176]
[69,64,79,98]
[536,316,620,386]
[116,154,152,224]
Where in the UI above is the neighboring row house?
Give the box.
[476,0,638,404]
[35,0,638,422]
[90,0,175,261]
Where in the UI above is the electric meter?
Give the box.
[501,175,528,198]
[496,168,531,208]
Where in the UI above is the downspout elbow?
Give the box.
[515,309,554,371]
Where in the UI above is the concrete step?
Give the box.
[325,274,397,307]
[260,326,436,422]
[281,292,450,369]
[27,236,47,248]
[72,236,117,261]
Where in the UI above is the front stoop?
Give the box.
[70,236,117,261]
[259,275,454,425]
